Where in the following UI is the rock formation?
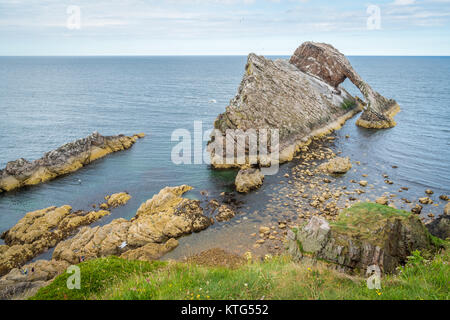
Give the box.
[287,203,439,273]
[52,185,213,264]
[0,192,131,276]
[0,132,145,193]
[290,42,400,129]
[235,167,264,193]
[0,259,69,300]
[208,50,363,170]
[318,157,352,174]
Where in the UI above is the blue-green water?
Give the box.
[0,56,449,258]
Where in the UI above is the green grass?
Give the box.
[341,98,357,110]
[30,256,166,300]
[30,247,449,300]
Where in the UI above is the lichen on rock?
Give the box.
[0,132,144,193]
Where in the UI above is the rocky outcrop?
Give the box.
[318,157,352,174]
[235,167,264,193]
[0,192,131,276]
[287,203,438,274]
[52,185,213,264]
[215,204,236,222]
[0,132,145,193]
[208,51,362,169]
[290,42,399,129]
[100,192,132,209]
[0,260,69,300]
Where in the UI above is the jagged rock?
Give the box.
[235,168,264,193]
[0,260,69,300]
[120,238,179,261]
[426,215,450,240]
[290,42,399,129]
[0,191,130,276]
[0,132,144,193]
[444,203,450,215]
[287,203,438,273]
[215,204,236,222]
[208,51,362,169]
[52,185,213,264]
[411,204,423,215]
[376,197,389,205]
[319,157,352,174]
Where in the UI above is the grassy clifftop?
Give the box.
[31,247,449,300]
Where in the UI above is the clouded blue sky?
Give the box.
[1,0,449,55]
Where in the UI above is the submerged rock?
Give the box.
[290,42,399,129]
[52,185,213,264]
[215,204,236,222]
[0,132,144,193]
[235,167,264,193]
[319,157,352,174]
[287,203,439,273]
[208,49,362,169]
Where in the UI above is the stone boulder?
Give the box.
[319,157,352,174]
[235,168,264,193]
[290,42,399,129]
[287,202,439,273]
[0,132,144,193]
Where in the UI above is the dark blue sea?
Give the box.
[1,56,449,258]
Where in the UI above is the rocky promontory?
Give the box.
[0,132,145,193]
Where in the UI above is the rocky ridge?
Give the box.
[0,132,145,193]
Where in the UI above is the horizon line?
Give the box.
[1,54,450,57]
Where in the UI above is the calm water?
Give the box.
[0,56,449,258]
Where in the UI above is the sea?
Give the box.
[0,56,449,259]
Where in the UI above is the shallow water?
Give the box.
[0,56,449,258]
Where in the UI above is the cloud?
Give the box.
[392,0,416,5]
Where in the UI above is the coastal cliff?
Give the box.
[0,132,145,193]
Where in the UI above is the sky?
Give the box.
[0,0,449,55]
